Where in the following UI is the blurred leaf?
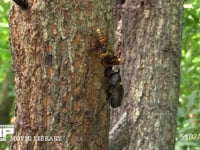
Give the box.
[176,140,200,150]
[177,107,187,118]
[186,90,198,111]
[191,109,200,115]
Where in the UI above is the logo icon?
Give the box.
[0,125,14,141]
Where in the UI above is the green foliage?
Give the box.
[176,0,200,149]
[0,0,10,82]
[0,1,12,149]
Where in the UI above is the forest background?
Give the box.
[0,0,199,149]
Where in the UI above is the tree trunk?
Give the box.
[9,0,113,149]
[110,0,183,149]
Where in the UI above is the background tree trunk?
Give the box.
[110,0,183,149]
[9,0,113,149]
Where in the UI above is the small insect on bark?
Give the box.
[45,53,53,66]
[116,0,125,5]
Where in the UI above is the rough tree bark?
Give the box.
[110,0,183,149]
[9,0,113,149]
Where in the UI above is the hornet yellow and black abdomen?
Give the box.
[96,28,107,53]
[96,28,106,46]
[102,55,122,66]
